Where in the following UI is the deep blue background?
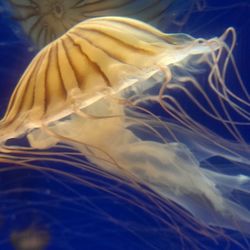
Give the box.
[0,1,250,249]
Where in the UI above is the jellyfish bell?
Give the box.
[0,16,217,143]
[1,16,250,245]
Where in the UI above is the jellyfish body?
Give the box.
[1,16,250,239]
[0,16,209,142]
[4,0,204,48]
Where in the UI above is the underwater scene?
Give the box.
[0,0,250,249]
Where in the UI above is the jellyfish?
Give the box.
[0,16,250,247]
[2,0,205,49]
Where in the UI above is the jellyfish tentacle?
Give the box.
[207,29,250,145]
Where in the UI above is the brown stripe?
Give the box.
[44,47,53,114]
[61,38,81,90]
[30,47,51,118]
[71,31,124,64]
[71,30,141,76]
[76,26,155,55]
[92,18,167,43]
[30,55,44,111]
[55,42,68,100]
[67,34,112,87]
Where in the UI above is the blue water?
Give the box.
[0,1,250,249]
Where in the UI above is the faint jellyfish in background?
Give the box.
[160,0,206,31]
[2,0,205,49]
[0,16,250,248]
[11,226,50,250]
